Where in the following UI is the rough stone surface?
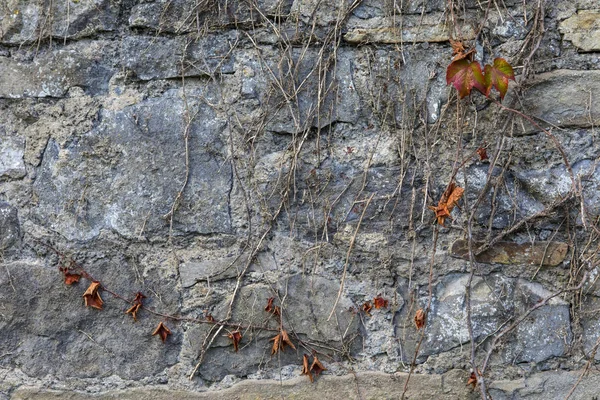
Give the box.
[0,201,19,250]
[344,14,476,44]
[559,10,600,52]
[519,70,600,132]
[2,1,600,399]
[450,240,569,266]
[0,135,26,179]
[417,274,571,363]
[0,0,119,44]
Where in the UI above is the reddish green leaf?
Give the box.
[483,58,515,100]
[446,59,486,98]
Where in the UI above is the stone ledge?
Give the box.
[10,370,600,399]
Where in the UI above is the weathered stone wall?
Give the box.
[1,1,600,399]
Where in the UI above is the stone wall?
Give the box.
[1,1,600,399]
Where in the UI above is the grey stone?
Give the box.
[418,274,571,363]
[344,14,476,44]
[559,10,600,52]
[581,295,600,360]
[518,70,600,132]
[0,259,181,380]
[31,88,231,240]
[128,0,293,32]
[450,240,569,267]
[122,33,237,81]
[0,201,19,250]
[0,41,115,98]
[189,274,359,381]
[0,0,118,44]
[265,48,361,133]
[180,253,249,287]
[0,135,26,179]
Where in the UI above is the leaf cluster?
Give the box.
[447,55,515,100]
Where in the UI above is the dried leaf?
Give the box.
[362,301,373,317]
[125,292,146,322]
[483,58,515,100]
[467,371,479,388]
[428,182,464,226]
[270,333,281,354]
[60,267,81,285]
[373,295,389,309]
[310,354,326,376]
[449,39,466,56]
[414,309,426,330]
[227,330,242,352]
[476,147,488,161]
[264,297,281,316]
[446,59,486,99]
[301,354,313,382]
[449,39,475,62]
[281,329,296,350]
[152,321,172,343]
[82,281,103,310]
[270,329,296,354]
[265,297,275,313]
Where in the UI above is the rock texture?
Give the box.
[1,0,600,399]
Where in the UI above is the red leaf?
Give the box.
[152,322,172,343]
[82,281,103,310]
[483,58,515,100]
[373,295,389,309]
[446,59,486,98]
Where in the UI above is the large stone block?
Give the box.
[0,0,118,44]
[519,70,600,132]
[559,10,600,52]
[121,33,237,81]
[187,274,359,381]
[0,259,181,380]
[417,274,571,363]
[0,201,19,250]
[0,135,26,179]
[31,88,232,240]
[0,41,114,98]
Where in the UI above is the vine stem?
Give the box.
[37,241,279,333]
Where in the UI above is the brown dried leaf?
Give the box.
[310,354,326,376]
[82,281,103,310]
[270,329,296,354]
[301,354,313,382]
[60,267,81,285]
[281,329,296,350]
[373,295,389,309]
[476,147,488,161]
[152,321,172,343]
[414,309,426,330]
[362,301,373,317]
[125,292,146,322]
[467,371,479,388]
[270,333,282,355]
[265,297,275,313]
[428,182,464,226]
[227,330,242,352]
[449,39,476,62]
